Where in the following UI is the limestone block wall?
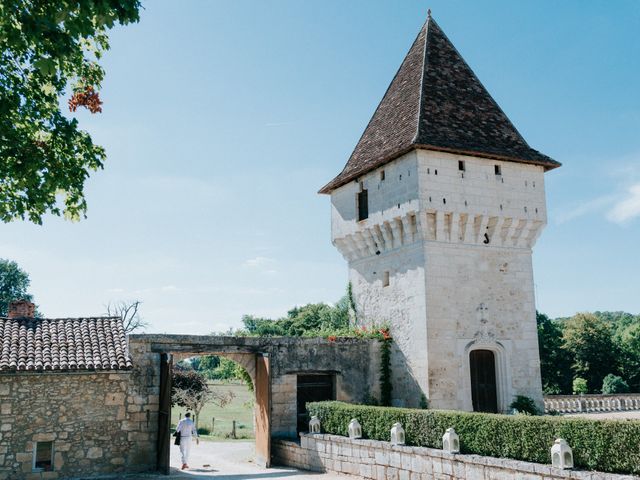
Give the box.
[0,367,158,480]
[330,148,548,411]
[349,244,428,407]
[265,338,382,439]
[272,434,638,480]
[424,242,542,412]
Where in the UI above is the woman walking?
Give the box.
[175,412,199,470]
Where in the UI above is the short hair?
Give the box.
[185,412,191,418]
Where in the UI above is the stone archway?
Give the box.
[127,334,380,475]
[156,349,271,474]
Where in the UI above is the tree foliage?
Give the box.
[619,323,640,392]
[240,292,350,337]
[538,311,640,394]
[536,312,572,394]
[178,355,252,391]
[0,258,37,316]
[562,313,620,393]
[602,374,629,394]
[0,0,141,223]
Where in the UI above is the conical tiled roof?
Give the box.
[319,15,560,194]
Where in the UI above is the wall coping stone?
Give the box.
[270,434,640,480]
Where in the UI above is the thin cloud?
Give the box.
[553,194,617,225]
[607,183,640,224]
[243,256,276,268]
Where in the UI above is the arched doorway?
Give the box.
[157,351,270,474]
[469,349,498,413]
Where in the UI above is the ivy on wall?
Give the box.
[379,332,392,406]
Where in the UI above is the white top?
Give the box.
[176,417,198,438]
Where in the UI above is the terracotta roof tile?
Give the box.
[319,15,560,194]
[0,317,133,373]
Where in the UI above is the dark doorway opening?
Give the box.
[296,374,335,434]
[470,349,498,413]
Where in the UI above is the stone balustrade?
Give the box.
[544,393,640,414]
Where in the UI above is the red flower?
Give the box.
[379,328,391,340]
[328,335,337,342]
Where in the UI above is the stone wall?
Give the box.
[273,434,638,480]
[129,335,382,440]
[0,366,158,480]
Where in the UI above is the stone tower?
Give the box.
[319,14,560,412]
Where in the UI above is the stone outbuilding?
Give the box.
[0,301,156,480]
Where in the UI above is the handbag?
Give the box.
[173,430,181,446]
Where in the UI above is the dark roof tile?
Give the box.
[0,317,133,373]
[320,15,560,194]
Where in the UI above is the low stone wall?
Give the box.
[544,394,640,414]
[272,433,639,480]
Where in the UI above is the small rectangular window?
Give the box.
[380,170,385,181]
[458,160,465,171]
[33,441,54,472]
[357,189,368,221]
[383,271,390,287]
[494,165,501,175]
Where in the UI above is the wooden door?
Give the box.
[157,353,172,474]
[470,349,498,413]
[296,374,335,434]
[255,354,271,468]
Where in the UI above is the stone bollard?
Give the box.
[390,422,405,445]
[551,438,573,469]
[348,419,362,439]
[309,415,321,434]
[442,427,460,453]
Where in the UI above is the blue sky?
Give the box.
[2,1,639,333]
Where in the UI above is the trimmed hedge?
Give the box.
[307,401,640,475]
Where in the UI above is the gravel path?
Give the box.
[120,440,352,479]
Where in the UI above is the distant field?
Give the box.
[171,381,255,441]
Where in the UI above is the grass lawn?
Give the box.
[171,381,255,441]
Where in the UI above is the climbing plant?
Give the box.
[379,329,392,406]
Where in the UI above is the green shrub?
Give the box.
[197,426,210,435]
[509,395,540,415]
[307,401,640,475]
[573,377,588,394]
[602,374,630,394]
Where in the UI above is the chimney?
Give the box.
[8,300,35,319]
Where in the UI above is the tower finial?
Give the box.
[427,8,432,19]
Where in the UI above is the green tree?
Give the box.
[563,313,619,393]
[197,355,220,372]
[0,258,36,316]
[241,294,351,338]
[619,323,640,391]
[601,374,629,394]
[536,311,573,394]
[0,0,141,223]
